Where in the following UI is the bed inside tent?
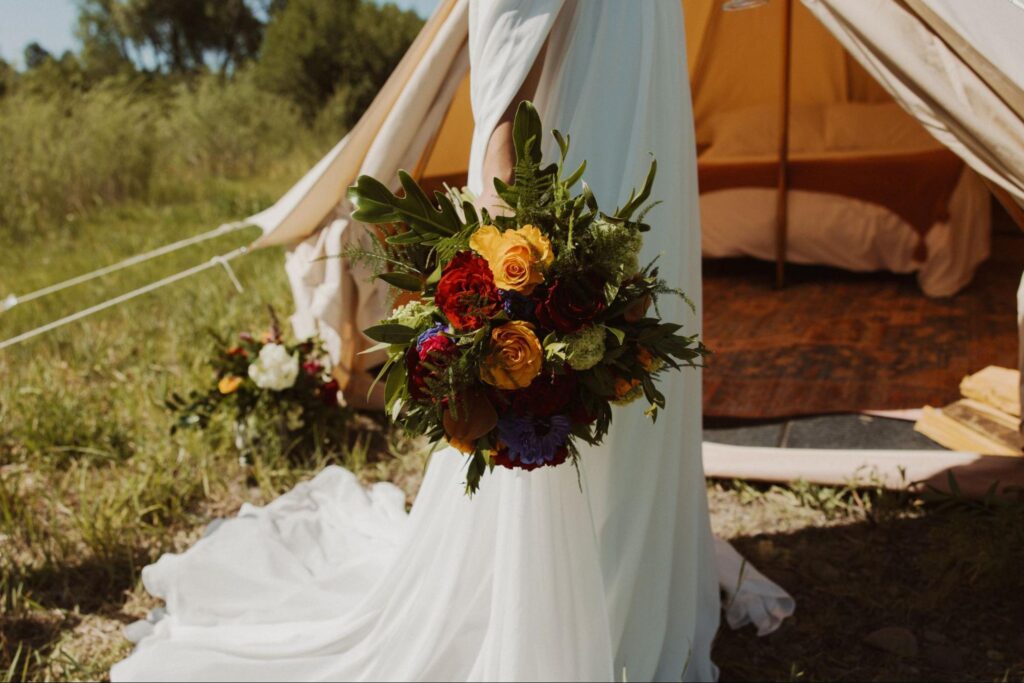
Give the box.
[413,0,992,298]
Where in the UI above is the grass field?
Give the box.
[1,165,1023,681]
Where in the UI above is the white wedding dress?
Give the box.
[112,2,793,681]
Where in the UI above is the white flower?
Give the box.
[248,343,299,391]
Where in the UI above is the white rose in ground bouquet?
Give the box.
[248,343,300,391]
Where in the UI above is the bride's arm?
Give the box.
[476,41,547,216]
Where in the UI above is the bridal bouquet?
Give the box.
[348,102,706,493]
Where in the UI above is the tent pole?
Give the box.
[775,0,793,289]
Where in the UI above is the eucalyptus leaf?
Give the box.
[364,323,418,344]
[377,271,423,292]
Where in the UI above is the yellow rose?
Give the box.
[218,375,243,394]
[469,224,554,294]
[480,321,544,390]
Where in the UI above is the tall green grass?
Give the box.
[0,72,317,237]
[0,72,377,677]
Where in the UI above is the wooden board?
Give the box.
[959,366,1020,418]
[915,399,1023,456]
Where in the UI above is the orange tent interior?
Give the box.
[414,0,993,297]
[408,0,1022,422]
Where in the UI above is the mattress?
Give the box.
[700,169,991,297]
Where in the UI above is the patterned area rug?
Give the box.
[702,258,1019,418]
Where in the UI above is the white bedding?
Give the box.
[700,168,991,297]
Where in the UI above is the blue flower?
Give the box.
[416,323,448,352]
[496,412,572,466]
[500,289,537,322]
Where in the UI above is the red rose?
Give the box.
[510,369,576,417]
[535,275,607,333]
[405,332,458,402]
[435,252,502,331]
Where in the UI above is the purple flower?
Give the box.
[416,323,448,352]
[496,412,572,466]
[500,289,537,322]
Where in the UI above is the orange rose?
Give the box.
[469,224,554,294]
[637,346,654,372]
[443,390,498,454]
[636,346,664,373]
[218,375,243,394]
[480,321,544,390]
[614,377,640,399]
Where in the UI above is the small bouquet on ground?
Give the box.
[347,102,707,494]
[167,310,348,461]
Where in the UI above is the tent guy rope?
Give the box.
[0,246,250,352]
[0,221,253,313]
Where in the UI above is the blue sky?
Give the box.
[0,0,441,65]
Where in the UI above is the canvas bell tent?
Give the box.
[243,0,1024,393]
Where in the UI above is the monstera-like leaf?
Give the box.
[348,170,477,246]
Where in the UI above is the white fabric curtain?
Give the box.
[802,0,1024,205]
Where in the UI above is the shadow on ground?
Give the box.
[711,488,1024,682]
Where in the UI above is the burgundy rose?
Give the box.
[535,275,607,333]
[568,399,599,426]
[510,369,577,417]
[435,252,502,331]
[492,444,569,471]
[405,332,458,402]
[319,378,341,406]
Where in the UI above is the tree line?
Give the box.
[0,0,424,128]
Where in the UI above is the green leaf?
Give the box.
[641,375,666,409]
[359,341,393,356]
[552,128,569,160]
[385,230,424,245]
[465,451,488,496]
[605,326,626,346]
[581,181,598,212]
[425,263,443,287]
[363,323,418,344]
[348,170,464,236]
[563,160,586,188]
[384,359,406,410]
[604,281,620,305]
[615,158,657,220]
[377,271,423,292]
[512,101,543,165]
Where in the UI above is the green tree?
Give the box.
[23,42,54,70]
[256,0,422,125]
[75,0,265,74]
[0,58,15,97]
